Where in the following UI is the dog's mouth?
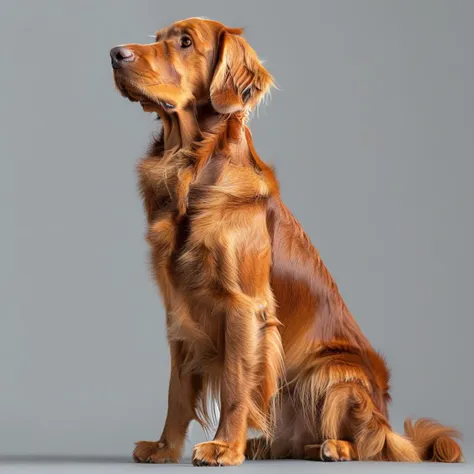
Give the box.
[113,71,178,111]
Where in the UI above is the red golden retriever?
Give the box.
[110,17,463,466]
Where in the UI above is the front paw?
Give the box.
[133,440,178,464]
[192,441,245,466]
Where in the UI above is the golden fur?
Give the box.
[110,17,463,466]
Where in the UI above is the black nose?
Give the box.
[110,46,135,69]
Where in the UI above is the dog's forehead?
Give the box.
[155,18,224,41]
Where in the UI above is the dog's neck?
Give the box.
[156,103,250,164]
[142,101,278,217]
[158,106,201,151]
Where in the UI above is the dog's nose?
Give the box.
[110,46,135,68]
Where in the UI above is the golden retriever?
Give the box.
[110,17,463,466]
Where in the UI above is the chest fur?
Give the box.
[140,152,269,260]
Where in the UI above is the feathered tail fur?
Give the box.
[404,418,463,463]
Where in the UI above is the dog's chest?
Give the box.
[144,157,228,269]
[146,185,220,272]
[146,194,229,355]
[143,156,268,312]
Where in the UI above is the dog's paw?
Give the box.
[304,440,355,462]
[192,441,245,466]
[132,440,178,464]
[319,440,353,462]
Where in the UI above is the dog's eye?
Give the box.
[180,36,192,48]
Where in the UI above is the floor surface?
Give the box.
[0,456,472,474]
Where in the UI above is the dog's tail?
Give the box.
[349,388,463,462]
[404,418,463,463]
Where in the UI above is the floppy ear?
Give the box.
[210,29,274,114]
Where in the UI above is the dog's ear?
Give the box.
[210,28,274,114]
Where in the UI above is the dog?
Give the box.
[110,17,463,466]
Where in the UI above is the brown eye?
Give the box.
[180,36,192,48]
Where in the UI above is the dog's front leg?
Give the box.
[192,294,262,466]
[133,341,200,463]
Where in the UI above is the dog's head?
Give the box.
[110,17,273,114]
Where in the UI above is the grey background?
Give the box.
[1,0,473,470]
